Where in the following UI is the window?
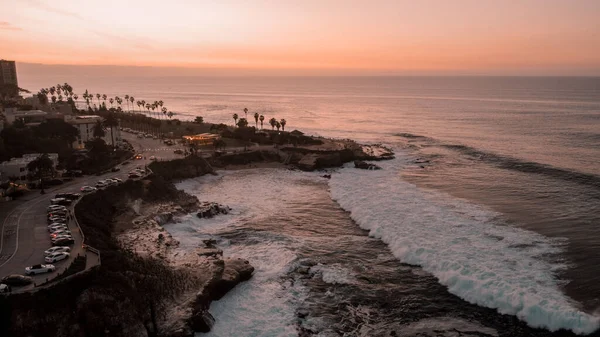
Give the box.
[19,167,25,172]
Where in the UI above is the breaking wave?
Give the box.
[329,155,600,335]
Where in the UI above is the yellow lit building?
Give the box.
[182,133,220,146]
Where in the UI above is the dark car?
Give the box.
[111,167,121,172]
[1,274,33,286]
[56,199,72,206]
[63,193,81,200]
[47,211,68,218]
[52,238,75,246]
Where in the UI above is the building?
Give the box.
[182,133,221,146]
[2,108,48,126]
[65,115,121,149]
[0,60,18,86]
[0,153,59,181]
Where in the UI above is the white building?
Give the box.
[0,153,59,181]
[64,115,121,149]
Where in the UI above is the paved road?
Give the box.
[0,134,184,291]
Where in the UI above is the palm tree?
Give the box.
[243,107,248,120]
[140,100,146,113]
[254,113,259,127]
[269,117,277,130]
[73,94,78,101]
[96,93,101,106]
[102,94,107,108]
[49,87,56,96]
[109,98,114,108]
[158,100,164,113]
[232,113,238,126]
[51,96,57,104]
[161,107,167,119]
[129,96,135,112]
[58,94,63,102]
[237,118,249,128]
[280,119,287,131]
[151,103,157,119]
[137,100,142,113]
[275,121,281,131]
[116,96,123,111]
[103,113,119,147]
[167,111,174,119]
[124,95,130,112]
[259,115,265,129]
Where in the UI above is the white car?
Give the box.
[81,186,97,193]
[48,224,68,232]
[0,284,8,293]
[44,246,71,256]
[47,205,67,212]
[25,264,56,275]
[45,252,70,263]
[50,198,67,205]
[149,156,157,161]
[95,181,108,188]
[113,178,123,183]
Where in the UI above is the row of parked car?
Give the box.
[0,192,81,290]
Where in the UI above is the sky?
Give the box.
[1,0,599,75]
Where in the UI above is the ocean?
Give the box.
[19,75,600,335]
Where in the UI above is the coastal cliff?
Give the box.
[0,172,254,337]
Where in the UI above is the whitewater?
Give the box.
[329,153,600,335]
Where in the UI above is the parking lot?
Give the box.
[0,133,182,292]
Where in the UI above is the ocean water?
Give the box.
[19,74,600,335]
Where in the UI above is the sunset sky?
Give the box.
[1,0,599,75]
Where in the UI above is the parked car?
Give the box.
[95,181,108,188]
[25,264,55,275]
[1,274,33,286]
[52,237,75,246]
[81,186,97,193]
[44,246,71,256]
[111,167,121,172]
[50,231,72,239]
[128,172,141,179]
[47,205,67,212]
[48,224,68,233]
[47,217,67,224]
[47,209,68,217]
[113,178,123,183]
[45,252,70,263]
[0,283,9,293]
[57,193,81,200]
[149,156,157,161]
[50,198,66,205]
[174,149,183,154]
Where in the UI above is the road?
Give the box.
[0,133,185,291]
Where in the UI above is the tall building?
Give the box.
[0,60,18,86]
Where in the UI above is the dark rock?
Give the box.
[354,160,381,170]
[321,174,331,179]
[196,248,223,257]
[197,202,230,219]
[188,310,215,333]
[296,266,310,274]
[210,258,255,300]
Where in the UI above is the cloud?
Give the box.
[0,21,23,31]
[24,0,83,20]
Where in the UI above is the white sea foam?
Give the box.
[311,263,356,285]
[171,169,316,337]
[329,155,600,335]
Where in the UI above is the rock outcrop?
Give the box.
[196,202,230,219]
[354,160,381,170]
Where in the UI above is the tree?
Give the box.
[125,95,130,112]
[232,113,238,126]
[93,120,106,139]
[259,115,264,129]
[269,117,277,130]
[280,119,287,131]
[254,113,259,127]
[275,121,281,131]
[237,118,249,128]
[96,93,101,106]
[193,116,203,124]
[243,107,248,120]
[104,113,119,147]
[34,119,79,148]
[102,94,107,106]
[109,98,114,108]
[37,92,49,105]
[27,153,54,193]
[167,111,174,119]
[129,96,135,112]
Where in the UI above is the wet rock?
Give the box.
[197,202,230,219]
[210,258,255,300]
[296,266,311,274]
[196,248,223,257]
[354,160,381,170]
[188,310,215,333]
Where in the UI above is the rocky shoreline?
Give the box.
[111,181,254,337]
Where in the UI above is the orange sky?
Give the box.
[1,0,599,75]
